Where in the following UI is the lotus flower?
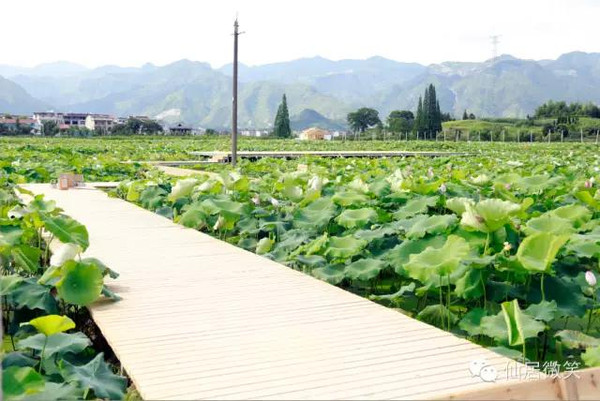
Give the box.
[270,197,280,207]
[427,167,434,179]
[503,241,512,252]
[251,194,260,205]
[213,216,225,231]
[50,243,82,267]
[585,271,597,287]
[584,180,593,189]
[505,183,512,190]
[439,183,447,194]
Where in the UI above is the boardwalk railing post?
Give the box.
[581,128,584,143]
[561,130,564,143]
[530,132,533,142]
[596,130,599,144]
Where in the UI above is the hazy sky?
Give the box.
[3,0,599,68]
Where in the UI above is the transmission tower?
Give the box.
[490,35,501,60]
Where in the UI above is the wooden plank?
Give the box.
[22,183,548,400]
[189,150,466,161]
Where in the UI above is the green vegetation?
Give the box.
[347,107,381,133]
[2,136,600,399]
[414,84,442,137]
[1,183,126,399]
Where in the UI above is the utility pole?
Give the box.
[231,18,242,166]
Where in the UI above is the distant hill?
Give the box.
[0,76,49,115]
[291,109,346,131]
[3,52,600,127]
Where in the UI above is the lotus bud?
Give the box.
[503,242,512,252]
[584,180,593,189]
[505,183,511,190]
[427,167,434,179]
[585,271,597,287]
[270,197,280,207]
[50,243,82,267]
[439,183,447,194]
[251,194,260,205]
[213,216,225,231]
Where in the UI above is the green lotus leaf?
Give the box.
[311,265,345,285]
[462,199,521,233]
[0,274,24,296]
[582,346,600,367]
[393,196,438,220]
[555,330,600,349]
[294,198,336,230]
[9,278,57,312]
[27,314,75,336]
[176,205,207,229]
[199,198,245,217]
[369,178,390,197]
[355,224,397,240]
[575,191,600,211]
[18,332,91,358]
[42,215,89,250]
[167,178,198,201]
[139,185,167,209]
[566,235,600,258]
[282,183,303,202]
[0,225,23,247]
[550,204,592,228]
[516,174,562,194]
[480,302,545,344]
[523,214,575,236]
[255,237,274,255]
[445,197,475,215]
[335,207,378,229]
[502,300,530,346]
[56,260,103,306]
[2,366,44,398]
[324,236,367,260]
[11,244,42,273]
[292,233,328,257]
[384,236,447,275]
[295,255,326,268]
[516,232,570,273]
[404,235,469,282]
[454,268,485,299]
[488,346,523,360]
[344,258,386,281]
[417,304,458,328]
[60,352,127,400]
[1,352,37,369]
[458,307,486,336]
[331,190,370,207]
[20,382,84,401]
[405,214,457,239]
[369,282,416,303]
[524,300,558,322]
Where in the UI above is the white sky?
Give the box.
[2,0,599,68]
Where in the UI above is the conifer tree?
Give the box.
[273,94,291,138]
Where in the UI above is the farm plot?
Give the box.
[116,144,600,368]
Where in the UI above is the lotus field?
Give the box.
[1,137,600,399]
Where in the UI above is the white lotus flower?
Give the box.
[270,197,280,207]
[439,183,447,194]
[427,167,434,179]
[585,271,597,287]
[251,194,260,205]
[50,243,82,267]
[198,180,212,192]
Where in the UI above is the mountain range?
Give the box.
[1,52,600,129]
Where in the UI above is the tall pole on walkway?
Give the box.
[231,18,240,166]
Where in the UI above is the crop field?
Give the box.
[2,136,600,398]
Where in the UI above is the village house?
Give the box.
[0,116,40,134]
[85,114,117,133]
[168,123,193,135]
[299,127,329,140]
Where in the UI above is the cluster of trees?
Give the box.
[111,118,163,135]
[0,122,32,136]
[535,101,600,119]
[414,84,444,137]
[462,110,476,120]
[345,84,451,136]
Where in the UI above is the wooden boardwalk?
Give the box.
[189,150,466,163]
[24,183,541,400]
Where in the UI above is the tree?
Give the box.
[414,84,443,137]
[347,107,381,133]
[463,110,469,120]
[468,113,476,120]
[273,94,291,138]
[387,110,414,133]
[42,121,59,136]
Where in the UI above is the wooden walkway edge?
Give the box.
[23,184,554,400]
